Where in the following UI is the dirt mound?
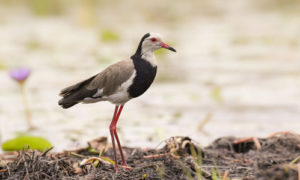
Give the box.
[1,134,300,179]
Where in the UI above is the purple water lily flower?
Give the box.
[10,68,31,83]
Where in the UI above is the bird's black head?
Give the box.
[133,33,176,57]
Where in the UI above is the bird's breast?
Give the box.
[128,58,157,98]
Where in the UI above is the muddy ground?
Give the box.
[0,133,300,180]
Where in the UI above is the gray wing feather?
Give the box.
[58,59,134,108]
[59,75,96,97]
[87,59,134,96]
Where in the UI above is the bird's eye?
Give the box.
[150,38,157,42]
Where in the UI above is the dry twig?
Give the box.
[222,170,229,180]
[298,164,300,180]
[0,169,7,173]
[234,137,261,150]
[267,131,294,138]
[80,157,112,166]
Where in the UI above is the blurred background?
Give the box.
[0,0,300,151]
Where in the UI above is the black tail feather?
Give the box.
[58,86,97,109]
[59,75,98,109]
[58,98,78,109]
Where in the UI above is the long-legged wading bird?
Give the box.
[58,33,176,171]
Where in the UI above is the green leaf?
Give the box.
[211,166,222,180]
[1,135,52,152]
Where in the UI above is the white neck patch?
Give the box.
[141,51,157,67]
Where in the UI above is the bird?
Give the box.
[58,33,176,171]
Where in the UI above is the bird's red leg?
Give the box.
[109,105,119,171]
[113,105,130,168]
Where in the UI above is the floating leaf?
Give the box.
[100,30,120,42]
[2,135,52,152]
[210,86,222,102]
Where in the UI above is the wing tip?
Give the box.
[58,98,78,108]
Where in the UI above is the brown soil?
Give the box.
[1,133,300,180]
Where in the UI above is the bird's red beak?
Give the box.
[160,42,176,52]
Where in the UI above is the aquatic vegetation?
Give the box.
[10,68,30,82]
[2,135,52,152]
[210,86,222,103]
[9,68,34,130]
[100,30,120,42]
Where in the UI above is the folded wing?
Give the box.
[58,59,134,108]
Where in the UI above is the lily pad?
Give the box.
[1,135,52,152]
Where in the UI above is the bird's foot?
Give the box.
[233,137,262,150]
